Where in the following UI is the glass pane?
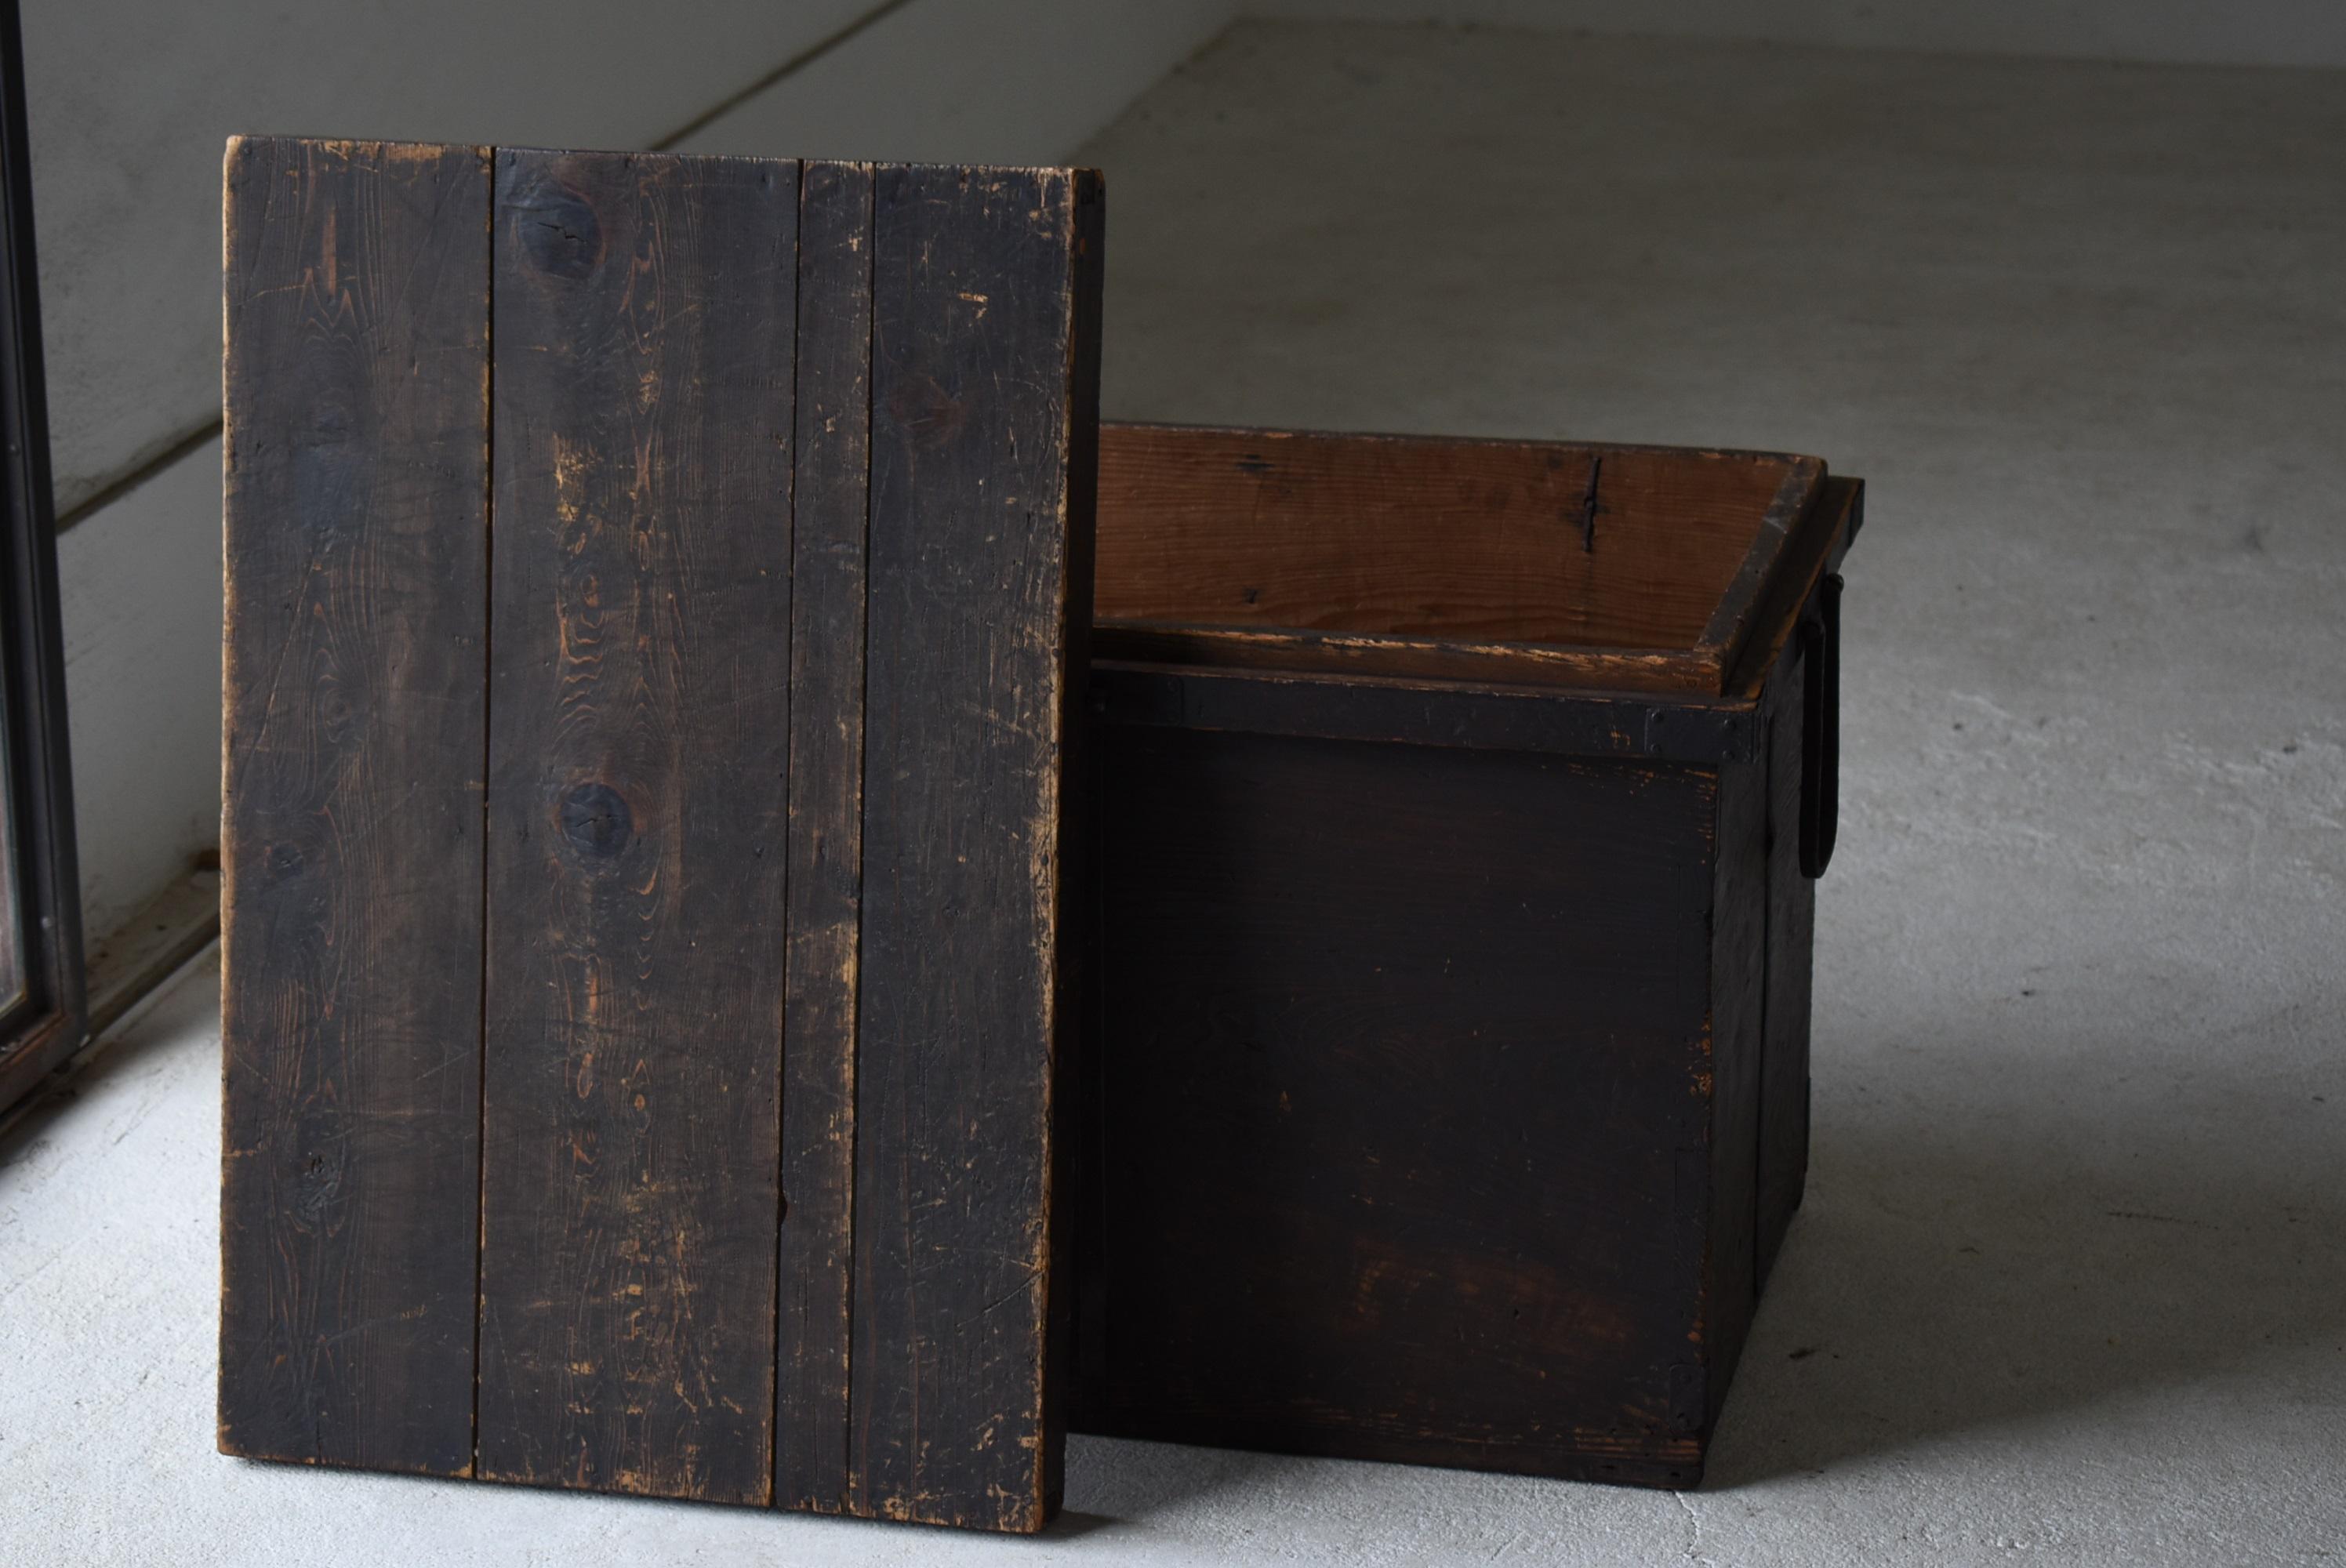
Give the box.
[0,671,24,1014]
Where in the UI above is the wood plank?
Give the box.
[849,163,1100,1533]
[774,158,873,1516]
[1723,475,1861,701]
[475,148,797,1504]
[1051,164,1107,1483]
[219,136,489,1475]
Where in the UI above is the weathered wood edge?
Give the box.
[1754,629,1817,1289]
[774,155,874,1519]
[473,145,797,1503]
[1723,475,1863,702]
[219,133,492,1475]
[1093,446,1843,702]
[1698,747,1767,1439]
[1099,418,1821,472]
[1044,164,1103,1527]
[1093,619,1720,694]
[1694,456,1828,686]
[846,162,1095,1534]
[1090,661,1763,764]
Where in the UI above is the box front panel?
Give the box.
[1084,724,1719,1481]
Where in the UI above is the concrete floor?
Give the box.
[5,20,2343,1566]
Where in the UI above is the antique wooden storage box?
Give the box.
[1071,423,1859,1488]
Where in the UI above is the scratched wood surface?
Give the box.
[474,148,797,1504]
[0,800,20,1010]
[221,140,1099,1530]
[219,136,490,1475]
[848,163,1101,1533]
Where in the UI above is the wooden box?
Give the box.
[1070,423,1859,1488]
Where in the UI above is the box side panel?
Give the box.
[476,149,797,1505]
[1082,726,1717,1483]
[1757,633,1817,1283]
[219,137,490,1475]
[1703,750,1767,1429]
[1093,425,1806,655]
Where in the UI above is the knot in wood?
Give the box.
[559,782,633,858]
[515,187,603,280]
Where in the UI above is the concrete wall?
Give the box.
[1255,0,2346,70]
[30,0,1232,944]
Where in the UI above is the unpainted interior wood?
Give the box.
[1095,423,1800,653]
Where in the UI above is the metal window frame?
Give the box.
[0,0,87,1112]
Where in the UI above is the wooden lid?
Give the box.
[220,139,1102,1531]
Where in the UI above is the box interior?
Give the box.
[1094,423,1827,692]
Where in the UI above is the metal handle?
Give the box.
[1799,573,1841,879]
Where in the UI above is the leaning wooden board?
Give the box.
[219,138,1102,1531]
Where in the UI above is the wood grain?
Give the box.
[848,164,1099,1533]
[219,136,490,1475]
[1091,618,1721,694]
[474,148,797,1504]
[773,158,873,1516]
[1695,458,1828,678]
